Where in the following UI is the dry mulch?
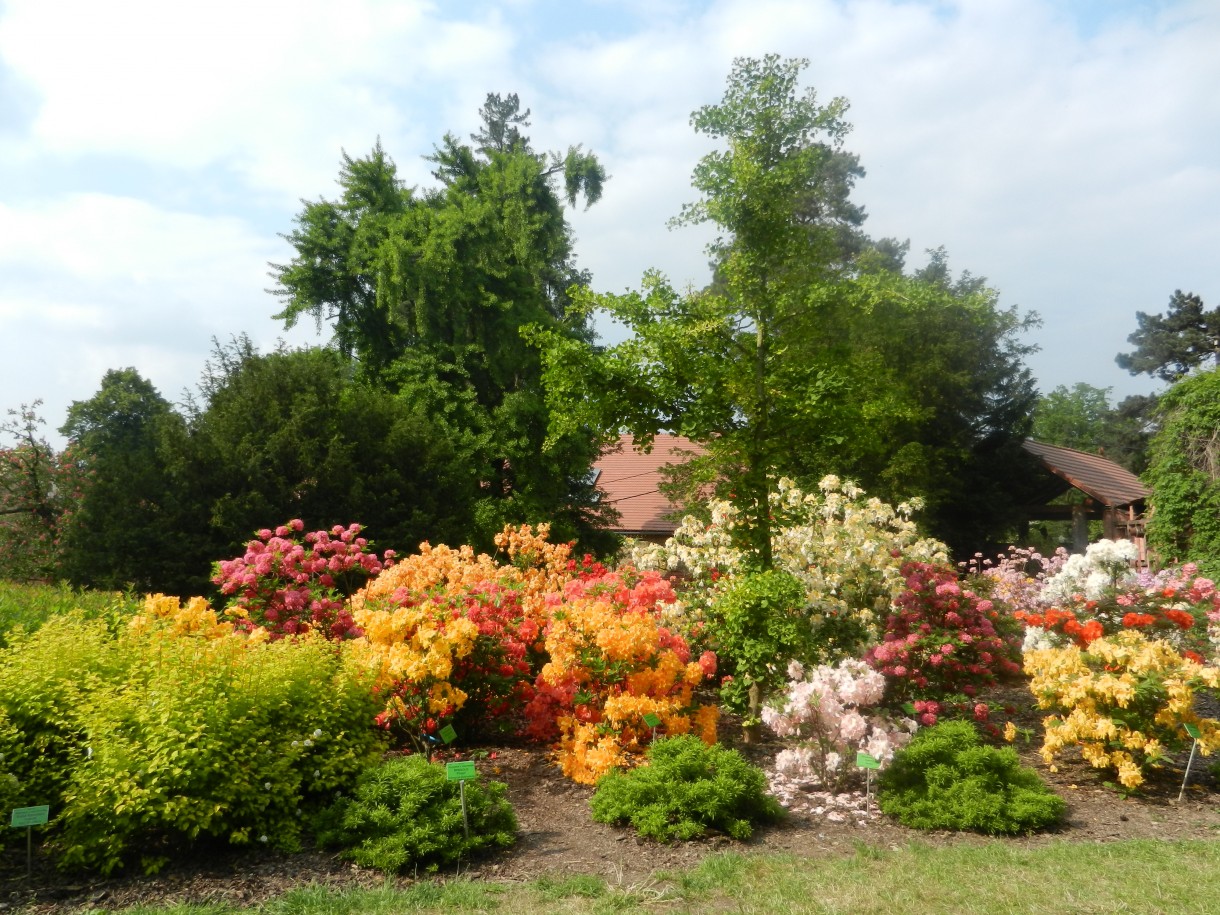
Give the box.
[5,682,1220,913]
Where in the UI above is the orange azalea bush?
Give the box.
[348,525,592,745]
[526,569,719,784]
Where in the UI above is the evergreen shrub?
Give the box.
[314,754,517,872]
[877,720,1066,835]
[589,734,783,841]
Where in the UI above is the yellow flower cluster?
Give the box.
[1026,630,1220,789]
[128,594,241,641]
[348,603,479,695]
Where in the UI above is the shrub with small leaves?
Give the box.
[314,754,517,873]
[877,720,1066,835]
[589,735,783,841]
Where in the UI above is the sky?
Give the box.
[1,0,1217,448]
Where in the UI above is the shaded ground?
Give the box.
[5,682,1220,913]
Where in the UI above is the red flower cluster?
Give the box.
[213,521,390,640]
[865,562,1023,703]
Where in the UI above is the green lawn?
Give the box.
[110,839,1220,915]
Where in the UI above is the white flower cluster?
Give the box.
[1040,539,1139,604]
[639,476,948,637]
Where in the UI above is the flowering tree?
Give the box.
[0,403,84,582]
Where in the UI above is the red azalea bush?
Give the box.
[213,521,392,640]
[447,583,542,737]
[865,562,1023,718]
[1013,562,1218,660]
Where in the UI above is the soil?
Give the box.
[5,682,1220,914]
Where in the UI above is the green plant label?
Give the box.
[1184,723,1202,740]
[10,806,49,828]
[642,713,662,728]
[440,724,457,744]
[856,751,880,770]
[446,761,477,782]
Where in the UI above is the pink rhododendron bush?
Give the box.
[764,658,916,793]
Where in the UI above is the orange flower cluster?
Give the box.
[528,570,719,784]
[348,525,589,744]
[1015,607,1104,647]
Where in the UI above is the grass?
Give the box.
[67,840,1220,914]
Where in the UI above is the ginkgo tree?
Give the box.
[533,55,1039,563]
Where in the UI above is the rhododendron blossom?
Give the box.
[764,658,916,793]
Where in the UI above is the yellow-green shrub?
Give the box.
[0,604,387,874]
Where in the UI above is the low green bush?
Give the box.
[589,735,784,841]
[314,754,517,873]
[877,720,1066,835]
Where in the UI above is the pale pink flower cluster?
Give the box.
[763,658,917,794]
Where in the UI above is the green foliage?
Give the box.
[711,570,814,722]
[0,612,386,874]
[314,754,517,873]
[589,735,783,842]
[1145,366,1220,577]
[877,721,1065,835]
[1117,289,1220,383]
[0,708,23,852]
[58,368,186,592]
[1032,383,1152,474]
[0,403,83,583]
[0,579,138,646]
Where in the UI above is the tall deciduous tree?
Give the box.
[1117,290,1220,383]
[540,56,863,568]
[535,56,1039,559]
[0,403,82,582]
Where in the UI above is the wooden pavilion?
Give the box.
[1020,439,1150,561]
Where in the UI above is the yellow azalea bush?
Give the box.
[526,570,719,784]
[129,593,242,641]
[1026,629,1220,789]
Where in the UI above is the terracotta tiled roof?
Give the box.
[593,434,707,536]
[1022,439,1149,507]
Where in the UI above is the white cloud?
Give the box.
[0,193,319,441]
[0,0,515,200]
[2,0,1219,444]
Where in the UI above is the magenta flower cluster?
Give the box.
[865,562,1023,707]
[213,521,394,640]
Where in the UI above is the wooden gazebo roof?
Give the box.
[1021,440,1149,508]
